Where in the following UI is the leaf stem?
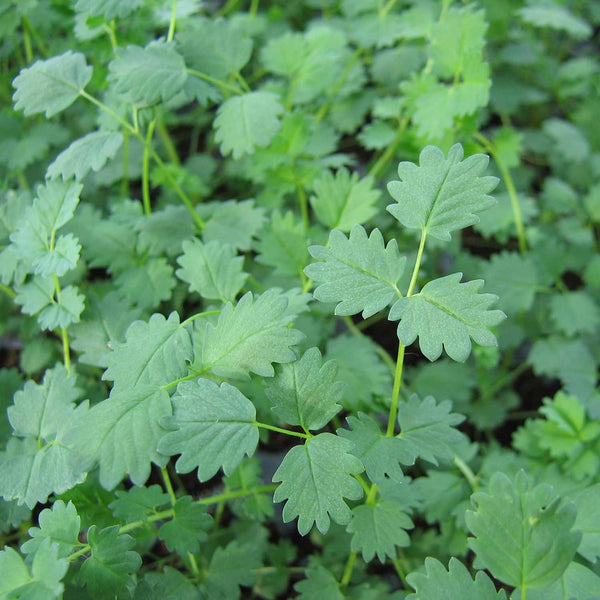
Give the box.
[453,455,478,491]
[187,68,243,96]
[296,181,309,233]
[103,21,118,54]
[182,310,221,326]
[255,422,310,439]
[156,118,180,165]
[21,15,48,57]
[0,282,16,299]
[22,18,33,63]
[142,118,156,215]
[121,129,130,196]
[368,118,408,179]
[473,132,527,254]
[340,551,357,587]
[167,0,177,42]
[161,466,177,505]
[249,0,260,17]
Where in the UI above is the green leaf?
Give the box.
[294,564,344,600]
[466,471,581,589]
[255,211,309,278]
[14,276,55,316]
[310,169,380,231]
[273,432,364,535]
[482,251,538,315]
[108,40,188,105]
[158,496,212,556]
[136,205,196,257]
[204,540,261,600]
[0,368,24,444]
[198,289,304,379]
[178,17,253,80]
[397,396,466,465]
[0,539,68,600]
[108,485,170,523]
[21,500,80,558]
[326,334,392,411]
[71,385,171,490]
[37,284,84,330]
[12,51,92,117]
[305,226,405,318]
[77,525,141,599]
[338,413,410,483]
[47,130,123,181]
[158,379,259,481]
[573,483,600,563]
[103,311,192,392]
[386,144,498,241]
[114,258,176,310]
[549,291,600,336]
[214,91,284,159]
[135,566,199,600]
[389,273,505,362]
[518,5,592,39]
[75,0,142,19]
[348,501,413,562]
[406,557,507,600]
[266,347,343,431]
[176,238,247,303]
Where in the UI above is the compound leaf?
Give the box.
[214,91,284,159]
[176,238,247,303]
[466,471,581,589]
[108,485,170,523]
[338,412,410,483]
[273,433,364,535]
[397,396,466,465]
[389,273,505,362]
[266,347,343,431]
[406,557,507,600]
[12,51,92,117]
[47,130,123,181]
[158,379,259,481]
[386,144,497,240]
[37,285,85,331]
[77,525,141,599]
[204,540,261,600]
[348,501,413,562]
[549,290,600,336]
[305,225,405,318]
[158,496,212,556]
[310,168,380,231]
[103,312,192,392]
[21,500,80,559]
[198,289,304,379]
[294,565,344,600]
[108,40,187,105]
[71,386,171,490]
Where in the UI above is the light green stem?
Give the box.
[340,552,357,587]
[368,118,408,179]
[255,422,310,440]
[142,119,156,215]
[161,466,177,505]
[182,310,222,326]
[121,129,130,197]
[0,283,16,299]
[167,0,177,42]
[296,181,309,232]
[21,15,47,58]
[187,68,243,96]
[249,0,259,16]
[156,118,180,165]
[454,455,478,491]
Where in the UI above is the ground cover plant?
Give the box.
[0,0,599,598]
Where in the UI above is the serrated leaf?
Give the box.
[77,525,141,599]
[136,205,196,257]
[30,234,80,278]
[47,130,123,181]
[74,0,142,19]
[294,565,344,600]
[12,51,92,117]
[310,168,380,231]
[326,334,392,411]
[406,557,507,600]
[114,258,176,310]
[21,500,80,558]
[158,379,259,481]
[0,539,68,600]
[103,311,192,392]
[518,5,592,39]
[348,501,413,563]
[483,251,538,315]
[397,396,466,465]
[305,225,405,318]
[198,289,304,379]
[573,483,600,563]
[158,496,212,556]
[37,285,85,330]
[109,485,170,523]
[135,566,199,600]
[514,562,600,600]
[255,211,309,278]
[338,413,410,483]
[176,238,247,303]
[71,385,171,490]
[15,276,54,316]
[266,347,343,431]
[273,432,364,535]
[549,290,600,336]
[108,40,187,105]
[466,471,581,589]
[389,273,505,362]
[386,144,497,240]
[204,540,261,600]
[214,91,284,159]
[178,17,253,80]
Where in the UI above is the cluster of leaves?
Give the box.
[1,0,599,598]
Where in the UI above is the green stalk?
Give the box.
[161,466,177,505]
[50,229,71,376]
[142,119,157,215]
[454,455,478,491]
[121,129,130,196]
[249,0,260,17]
[167,0,177,42]
[340,552,357,587]
[21,15,48,57]
[187,68,243,96]
[368,118,408,179]
[22,19,33,63]
[255,422,310,440]
[296,181,309,232]
[156,118,180,165]
[0,283,16,299]
[379,0,398,18]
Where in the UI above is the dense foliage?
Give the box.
[1,0,599,598]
